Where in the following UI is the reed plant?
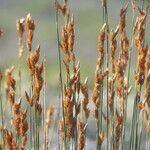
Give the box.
[0,0,150,150]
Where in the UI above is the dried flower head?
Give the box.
[81,78,90,119]
[63,86,74,139]
[97,24,106,67]
[110,25,119,73]
[55,0,68,16]
[147,121,150,133]
[131,0,136,10]
[25,13,35,51]
[101,0,107,7]
[99,131,104,144]
[16,18,25,46]
[46,105,54,129]
[77,120,87,150]
[12,99,21,115]
[27,45,40,75]
[5,66,16,106]
[115,110,123,143]
[119,4,128,33]
[4,129,18,149]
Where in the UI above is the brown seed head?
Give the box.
[16,18,25,46]
[119,4,128,33]
[55,0,68,16]
[46,105,54,129]
[81,78,90,119]
[12,99,21,115]
[25,13,35,51]
[101,0,107,7]
[99,131,105,144]
[77,120,86,150]
[131,0,136,10]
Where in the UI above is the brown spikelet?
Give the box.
[92,67,108,104]
[19,120,28,136]
[60,26,70,63]
[55,0,68,16]
[67,15,74,52]
[63,86,74,139]
[133,7,148,88]
[92,67,108,120]
[137,101,145,110]
[12,99,21,115]
[5,66,15,90]
[27,45,40,75]
[134,8,147,45]
[144,110,149,121]
[22,134,27,146]
[131,0,136,10]
[12,116,21,135]
[101,0,107,7]
[120,30,129,68]
[35,102,42,115]
[108,76,116,108]
[110,26,119,73]
[25,13,35,51]
[4,129,18,150]
[119,4,128,33]
[25,91,33,106]
[6,87,15,106]
[16,18,25,46]
[97,24,106,67]
[147,121,150,133]
[33,63,44,101]
[77,120,87,150]
[59,119,64,143]
[115,110,123,143]
[45,105,54,149]
[18,46,24,58]
[81,78,90,119]
[46,105,54,129]
[5,66,16,106]
[99,131,105,144]
[134,45,148,86]
[146,47,150,72]
[115,57,124,99]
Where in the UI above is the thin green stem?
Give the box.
[104,4,109,150]
[123,8,135,150]
[29,105,32,149]
[43,57,46,150]
[55,1,67,149]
